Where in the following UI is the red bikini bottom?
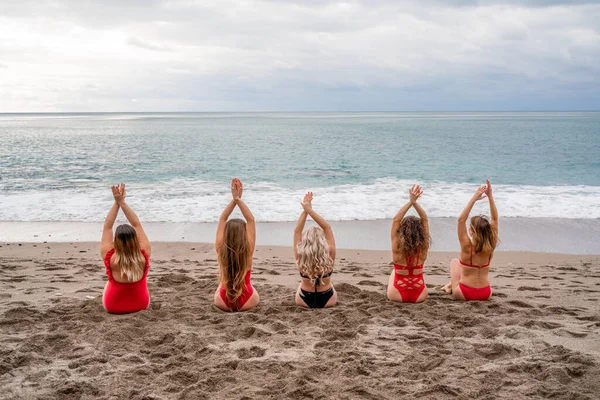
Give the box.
[459,282,491,301]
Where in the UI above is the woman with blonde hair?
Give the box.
[214,178,259,312]
[293,192,337,308]
[442,180,499,301]
[387,184,431,303]
[100,184,152,314]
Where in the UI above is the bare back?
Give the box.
[459,244,492,288]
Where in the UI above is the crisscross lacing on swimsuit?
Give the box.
[393,252,424,291]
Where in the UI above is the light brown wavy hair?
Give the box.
[469,215,498,254]
[397,216,430,264]
[113,224,146,282]
[297,226,333,285]
[218,219,251,307]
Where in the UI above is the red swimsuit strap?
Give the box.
[393,250,424,275]
[460,246,490,268]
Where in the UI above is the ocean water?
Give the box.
[1,112,599,225]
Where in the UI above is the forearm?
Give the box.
[118,201,141,227]
[458,198,477,223]
[219,199,237,222]
[306,208,331,231]
[104,202,120,228]
[235,199,255,222]
[488,195,499,222]
[295,211,308,233]
[393,201,412,222]
[412,202,428,222]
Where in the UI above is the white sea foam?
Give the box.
[1,178,599,222]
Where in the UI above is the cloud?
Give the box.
[127,36,173,52]
[0,0,598,111]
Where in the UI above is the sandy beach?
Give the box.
[1,242,599,399]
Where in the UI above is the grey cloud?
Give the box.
[127,36,173,52]
[0,0,599,111]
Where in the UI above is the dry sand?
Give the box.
[1,242,599,399]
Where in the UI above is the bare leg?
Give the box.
[295,286,309,308]
[387,271,403,302]
[441,282,452,293]
[450,259,466,301]
[102,282,109,311]
[214,287,231,311]
[324,286,337,308]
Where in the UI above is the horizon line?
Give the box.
[1,110,599,114]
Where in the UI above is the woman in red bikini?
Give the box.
[100,184,152,314]
[293,192,337,308]
[387,184,431,303]
[214,178,259,312]
[442,180,499,301]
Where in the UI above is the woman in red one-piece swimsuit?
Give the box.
[387,184,431,303]
[442,180,499,301]
[213,178,259,312]
[100,184,152,314]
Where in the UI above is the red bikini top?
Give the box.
[459,246,491,269]
[393,250,424,275]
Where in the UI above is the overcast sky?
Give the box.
[1,0,599,112]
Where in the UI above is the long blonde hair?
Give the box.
[470,215,498,254]
[218,219,251,307]
[297,227,333,285]
[113,224,146,282]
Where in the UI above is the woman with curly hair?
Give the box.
[214,178,259,312]
[293,192,337,308]
[442,180,499,301]
[387,184,431,303]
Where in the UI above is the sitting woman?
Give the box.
[293,192,337,308]
[214,178,259,312]
[387,184,430,303]
[442,180,499,301]
[100,184,152,314]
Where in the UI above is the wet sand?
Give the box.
[1,242,599,399]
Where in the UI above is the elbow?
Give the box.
[245,215,256,223]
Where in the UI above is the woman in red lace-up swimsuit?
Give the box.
[387,184,431,303]
[100,184,152,314]
[442,180,499,301]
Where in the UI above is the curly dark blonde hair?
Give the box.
[397,216,430,263]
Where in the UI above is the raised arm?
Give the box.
[458,184,487,250]
[215,199,236,252]
[293,207,308,260]
[232,178,256,251]
[410,186,429,238]
[114,184,151,256]
[485,180,499,231]
[100,194,119,258]
[301,192,336,260]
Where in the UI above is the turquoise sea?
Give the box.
[1,112,599,252]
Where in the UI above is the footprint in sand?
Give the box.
[357,280,381,287]
[236,346,266,359]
